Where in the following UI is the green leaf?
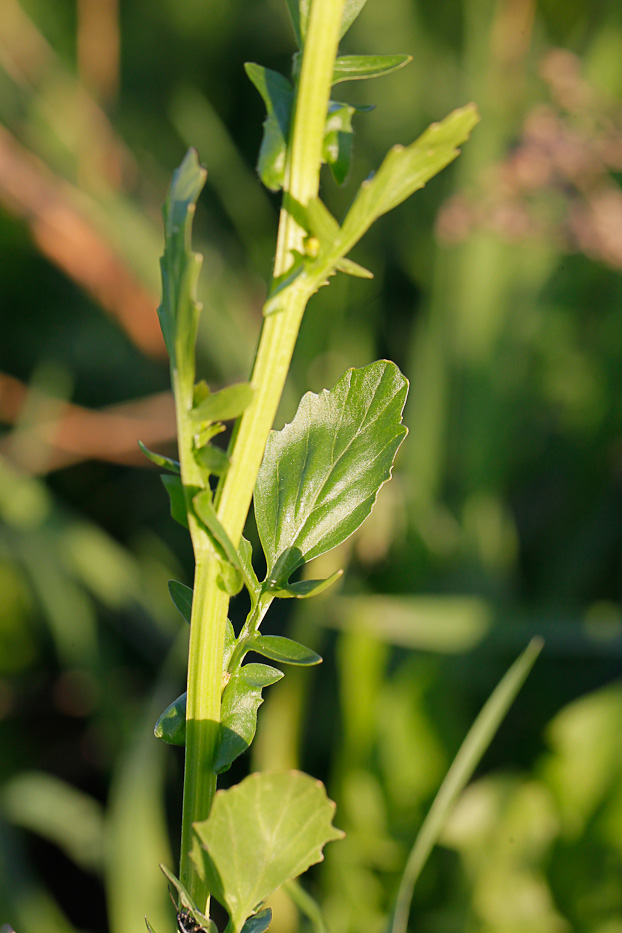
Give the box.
[334,257,373,279]
[306,198,341,246]
[323,102,372,186]
[339,0,369,38]
[193,491,245,596]
[254,361,408,584]
[251,634,322,666]
[158,149,207,382]
[390,638,543,933]
[193,443,230,476]
[332,54,412,85]
[154,692,186,746]
[168,580,193,623]
[161,475,189,529]
[192,771,343,933]
[145,919,158,933]
[238,536,261,606]
[138,441,180,474]
[214,664,284,774]
[190,382,254,424]
[154,621,235,748]
[269,568,343,599]
[285,0,304,48]
[160,865,217,933]
[340,105,479,245]
[241,908,272,933]
[245,64,294,192]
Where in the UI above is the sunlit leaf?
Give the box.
[255,361,408,584]
[340,105,479,244]
[332,54,412,84]
[214,664,284,773]
[251,634,322,666]
[138,441,180,474]
[193,443,230,476]
[238,536,261,606]
[192,771,344,933]
[161,475,188,529]
[193,491,245,596]
[339,0,369,38]
[334,258,373,279]
[190,383,254,424]
[245,64,294,191]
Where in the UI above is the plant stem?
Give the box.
[178,0,345,912]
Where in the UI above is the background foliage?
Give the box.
[1,1,622,932]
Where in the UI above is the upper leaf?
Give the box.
[254,361,408,584]
[287,0,368,48]
[138,441,180,474]
[192,771,343,933]
[339,104,479,244]
[158,149,207,388]
[245,64,294,192]
[332,54,412,85]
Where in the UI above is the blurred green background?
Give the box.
[1,1,622,931]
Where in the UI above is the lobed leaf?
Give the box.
[254,361,408,584]
[245,64,294,192]
[332,54,412,85]
[138,441,180,474]
[251,634,322,666]
[191,771,344,933]
[340,104,479,245]
[161,475,189,529]
[158,149,207,381]
[213,664,284,773]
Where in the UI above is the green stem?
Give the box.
[178,0,345,912]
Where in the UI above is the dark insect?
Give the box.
[176,908,205,933]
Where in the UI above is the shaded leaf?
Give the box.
[241,908,272,933]
[254,361,408,584]
[332,54,412,85]
[193,491,245,596]
[193,443,230,476]
[190,383,254,424]
[138,441,180,474]
[168,580,193,624]
[252,635,322,666]
[214,664,283,774]
[192,771,344,933]
[323,101,371,185]
[245,64,294,192]
[238,536,261,606]
[269,569,343,599]
[161,475,188,529]
[158,149,207,386]
[154,692,186,746]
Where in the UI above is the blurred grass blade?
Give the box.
[390,637,543,933]
[283,880,330,933]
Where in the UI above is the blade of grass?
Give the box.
[390,637,543,933]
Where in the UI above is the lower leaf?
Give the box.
[213,663,283,773]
